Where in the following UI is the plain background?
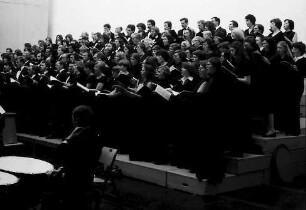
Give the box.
[1,0,306,52]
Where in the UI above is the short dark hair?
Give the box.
[72,105,94,127]
[181,62,196,76]
[245,37,259,51]
[164,21,172,29]
[230,20,239,28]
[138,42,147,52]
[127,24,135,32]
[218,41,230,50]
[84,61,95,70]
[6,48,13,53]
[136,23,146,31]
[58,60,67,68]
[104,23,111,29]
[256,24,264,34]
[245,14,256,25]
[284,19,295,30]
[156,49,170,61]
[17,57,25,64]
[292,42,306,55]
[256,34,265,42]
[192,50,206,60]
[180,18,188,23]
[147,19,156,26]
[212,17,220,25]
[270,18,282,30]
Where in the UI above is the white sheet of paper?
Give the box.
[171,90,180,96]
[0,105,6,115]
[10,78,20,84]
[50,76,60,82]
[155,84,172,101]
[77,82,89,92]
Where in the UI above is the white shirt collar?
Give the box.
[294,56,304,62]
[181,76,193,84]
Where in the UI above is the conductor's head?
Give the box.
[72,105,94,128]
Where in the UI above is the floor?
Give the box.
[92,175,306,210]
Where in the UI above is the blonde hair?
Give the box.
[231,28,245,41]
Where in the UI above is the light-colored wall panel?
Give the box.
[0,0,49,53]
[49,0,306,43]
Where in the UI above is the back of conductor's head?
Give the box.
[72,105,94,128]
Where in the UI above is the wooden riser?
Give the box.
[167,169,265,195]
[115,155,177,187]
[15,134,305,196]
[115,154,267,196]
[291,149,306,163]
[225,154,271,174]
[253,134,306,154]
[295,162,306,176]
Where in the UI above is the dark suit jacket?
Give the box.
[244,28,256,38]
[56,69,69,82]
[177,27,195,43]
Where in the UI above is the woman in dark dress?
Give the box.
[245,37,275,136]
[129,53,142,79]
[283,19,298,47]
[268,18,285,45]
[292,42,306,98]
[83,61,96,89]
[271,41,301,135]
[194,57,239,184]
[262,36,277,61]
[228,41,253,154]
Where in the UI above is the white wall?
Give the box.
[1,0,305,53]
[50,0,306,43]
[0,0,49,53]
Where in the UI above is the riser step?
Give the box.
[225,154,271,174]
[253,134,306,154]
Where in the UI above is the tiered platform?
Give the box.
[115,154,270,195]
[14,131,305,196]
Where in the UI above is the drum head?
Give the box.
[0,156,54,175]
[0,171,19,186]
[273,146,295,183]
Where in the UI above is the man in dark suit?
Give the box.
[146,19,156,38]
[177,18,195,43]
[196,20,205,37]
[244,14,256,38]
[125,24,136,45]
[49,105,102,210]
[55,60,68,82]
[211,17,227,40]
[103,23,115,42]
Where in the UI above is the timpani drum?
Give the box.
[0,171,19,209]
[0,156,55,209]
[0,171,19,186]
[0,156,54,175]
